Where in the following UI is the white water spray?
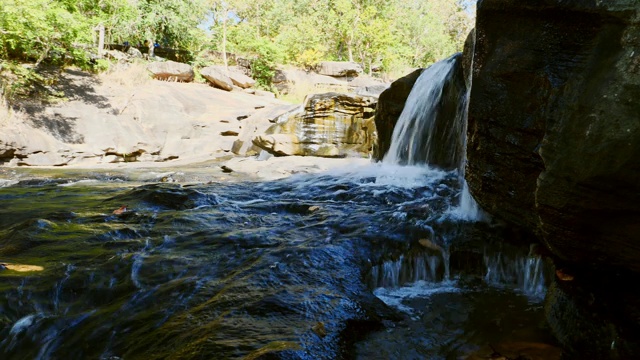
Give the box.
[382,54,482,221]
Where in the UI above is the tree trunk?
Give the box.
[222,15,228,70]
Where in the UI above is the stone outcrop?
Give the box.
[252,92,377,157]
[372,69,423,161]
[231,104,301,156]
[0,68,286,166]
[147,61,194,82]
[466,0,640,357]
[468,0,640,272]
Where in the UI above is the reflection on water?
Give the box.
[0,164,552,359]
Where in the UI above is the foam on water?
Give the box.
[58,179,99,187]
[373,281,461,314]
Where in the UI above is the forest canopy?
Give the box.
[0,0,473,90]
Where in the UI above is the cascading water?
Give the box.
[382,53,481,221]
[368,55,549,351]
[383,54,467,170]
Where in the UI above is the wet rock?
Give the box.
[466,342,562,360]
[253,92,377,157]
[112,205,128,215]
[373,69,423,161]
[555,269,574,282]
[1,264,44,272]
[312,321,327,338]
[544,276,640,359]
[418,238,442,253]
[147,61,194,82]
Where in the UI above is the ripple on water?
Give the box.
[0,163,549,359]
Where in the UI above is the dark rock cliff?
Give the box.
[466,0,640,357]
[373,69,423,161]
[468,0,640,272]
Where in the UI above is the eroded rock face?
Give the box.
[466,0,640,357]
[252,92,377,157]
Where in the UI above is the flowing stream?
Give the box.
[0,57,554,359]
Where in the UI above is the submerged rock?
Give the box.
[253,92,377,157]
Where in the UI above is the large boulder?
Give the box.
[252,92,377,157]
[228,71,255,89]
[272,68,346,95]
[466,0,640,357]
[316,61,363,77]
[200,66,233,91]
[372,69,423,161]
[147,60,194,82]
[231,104,301,156]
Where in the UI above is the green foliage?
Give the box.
[92,59,111,73]
[0,0,473,102]
[210,0,473,77]
[244,38,284,89]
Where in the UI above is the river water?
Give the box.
[0,164,554,359]
[1,55,557,359]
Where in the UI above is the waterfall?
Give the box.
[484,251,549,300]
[382,53,482,220]
[383,54,467,170]
[369,249,549,301]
